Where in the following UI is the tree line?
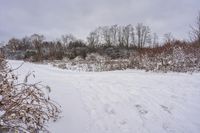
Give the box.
[1,12,200,63]
[0,23,159,60]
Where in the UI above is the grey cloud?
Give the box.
[0,0,199,42]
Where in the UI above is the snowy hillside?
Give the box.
[8,60,200,133]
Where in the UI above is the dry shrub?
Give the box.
[0,56,61,132]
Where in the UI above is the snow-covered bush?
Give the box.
[129,44,200,73]
[57,63,67,69]
[0,56,61,132]
[86,53,106,62]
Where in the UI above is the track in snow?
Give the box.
[9,60,200,133]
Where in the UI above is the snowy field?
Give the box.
[8,60,200,133]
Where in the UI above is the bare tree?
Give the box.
[101,26,112,46]
[21,36,32,50]
[136,23,151,48]
[123,24,132,48]
[164,33,174,44]
[117,26,125,47]
[61,34,76,47]
[110,25,118,46]
[190,11,200,45]
[30,34,45,60]
[152,33,159,48]
[130,26,136,47]
[142,26,151,47]
[7,38,21,52]
[136,23,142,48]
[87,30,99,48]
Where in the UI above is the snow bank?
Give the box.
[8,60,200,133]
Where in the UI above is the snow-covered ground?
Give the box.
[8,60,200,133]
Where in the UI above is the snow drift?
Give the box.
[9,60,200,133]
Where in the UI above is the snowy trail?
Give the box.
[9,60,200,133]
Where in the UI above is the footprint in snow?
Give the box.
[135,104,148,115]
[160,105,171,114]
[104,104,116,115]
[119,120,127,125]
[162,122,176,133]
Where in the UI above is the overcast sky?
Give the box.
[0,0,199,42]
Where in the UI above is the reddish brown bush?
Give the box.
[0,56,61,132]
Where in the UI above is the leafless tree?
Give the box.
[190,11,200,45]
[110,25,118,46]
[7,38,21,52]
[136,23,151,48]
[117,26,125,47]
[123,24,132,48]
[30,34,45,60]
[21,36,32,50]
[87,30,99,48]
[130,26,136,47]
[61,34,76,47]
[102,26,112,46]
[164,33,174,44]
[152,33,159,48]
